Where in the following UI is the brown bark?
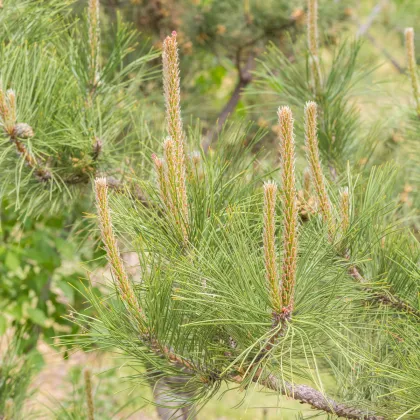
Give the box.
[202,51,254,152]
[349,265,420,317]
[234,370,384,420]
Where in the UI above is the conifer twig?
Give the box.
[0,88,51,181]
[278,106,298,316]
[304,103,420,317]
[340,187,350,235]
[162,32,189,244]
[94,177,146,330]
[84,369,95,420]
[304,101,334,236]
[95,177,199,371]
[88,0,101,92]
[263,182,281,314]
[307,0,322,94]
[162,31,184,170]
[405,28,420,116]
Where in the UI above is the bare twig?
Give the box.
[355,1,404,74]
[203,18,297,151]
[364,32,405,74]
[202,49,254,151]
[356,2,384,37]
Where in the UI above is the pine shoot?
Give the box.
[278,106,299,315]
[304,101,334,236]
[263,181,281,313]
[88,0,101,90]
[307,0,322,94]
[405,28,420,116]
[94,177,145,330]
[162,32,189,244]
[340,187,350,235]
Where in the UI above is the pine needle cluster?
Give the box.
[0,0,159,216]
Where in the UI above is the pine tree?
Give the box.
[1,1,420,419]
[75,2,419,418]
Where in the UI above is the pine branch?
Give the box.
[234,370,384,420]
[0,88,51,182]
[348,265,420,318]
[354,1,404,74]
[405,28,420,116]
[304,101,335,237]
[356,1,384,37]
[203,17,298,151]
[95,177,198,374]
[162,31,189,244]
[95,177,146,328]
[304,102,420,318]
[278,106,298,316]
[307,0,322,94]
[202,50,254,151]
[263,181,281,314]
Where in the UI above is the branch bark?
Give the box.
[234,370,384,420]
[355,1,405,74]
[258,373,384,420]
[348,265,420,317]
[202,50,254,152]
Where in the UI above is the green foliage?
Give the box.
[0,334,38,420]
[252,40,378,174]
[0,201,101,351]
[0,0,158,217]
[73,116,420,418]
[48,365,140,420]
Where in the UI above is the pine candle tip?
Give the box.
[278,106,295,143]
[172,30,177,37]
[95,176,107,186]
[278,105,292,116]
[405,27,414,36]
[264,181,278,201]
[264,180,277,190]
